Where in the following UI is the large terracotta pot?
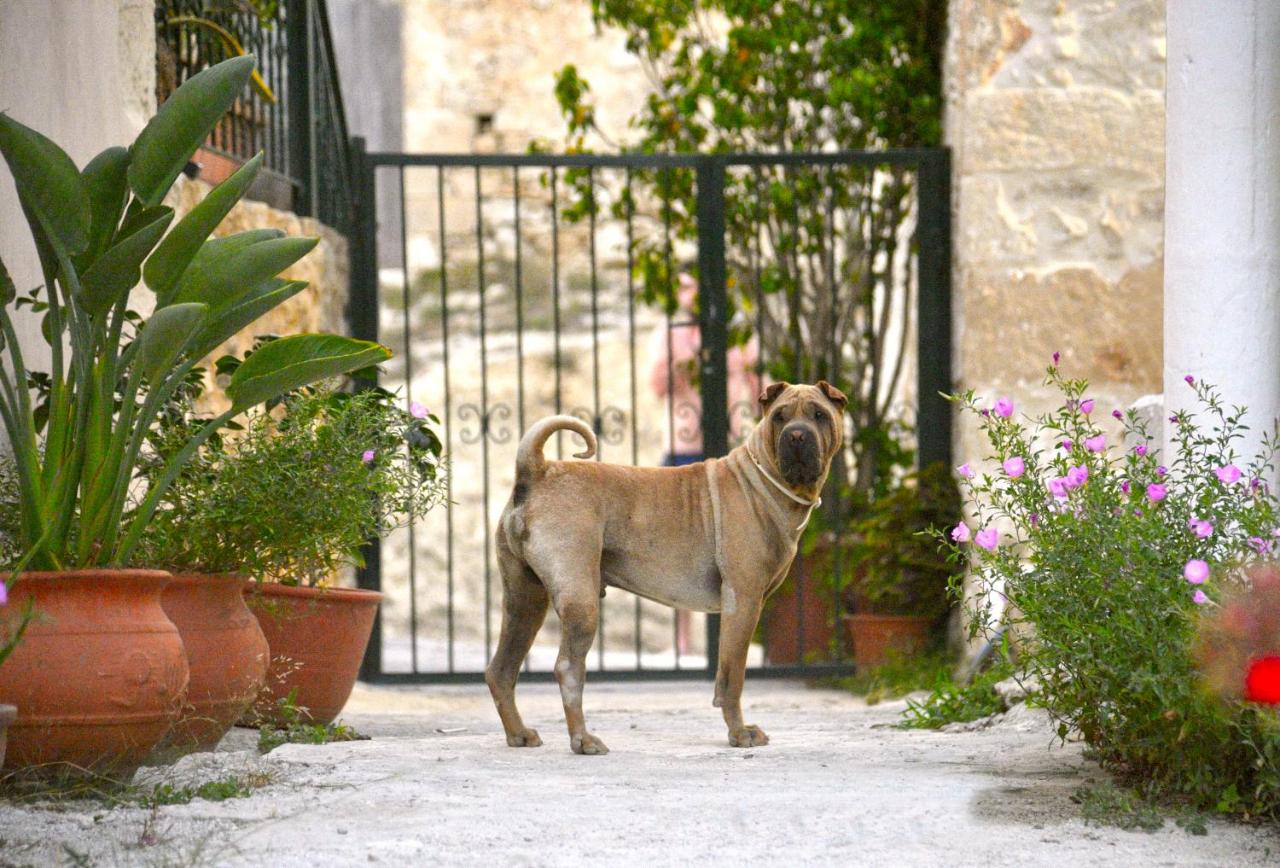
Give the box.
[763,542,838,665]
[244,583,381,726]
[159,573,269,753]
[0,570,188,778]
[842,613,933,670]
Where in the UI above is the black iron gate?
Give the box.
[348,145,951,683]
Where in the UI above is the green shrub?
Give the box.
[900,658,1013,730]
[949,364,1280,818]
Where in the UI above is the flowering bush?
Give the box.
[948,363,1280,817]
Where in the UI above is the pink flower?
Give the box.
[1156,465,1167,477]
[1272,527,1280,538]
[993,397,1014,418]
[957,463,973,479]
[1188,518,1213,539]
[1184,375,1195,387]
[1193,589,1208,605]
[1112,409,1123,420]
[1146,483,1167,502]
[1029,513,1040,527]
[1216,464,1242,484]
[1080,399,1095,414]
[1134,444,1148,457]
[1061,439,1074,451]
[975,528,999,551]
[1249,537,1272,554]
[1048,477,1069,499]
[1003,456,1025,479]
[362,449,376,464]
[950,523,971,543]
[1065,465,1088,488]
[0,581,6,606]
[409,401,429,420]
[1121,480,1131,494]
[1052,351,1061,365]
[1184,559,1209,585]
[1084,434,1106,453]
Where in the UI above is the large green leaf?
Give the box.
[143,152,263,298]
[158,228,283,307]
[78,208,173,318]
[169,236,318,313]
[133,302,208,383]
[0,113,90,258]
[79,147,130,264]
[187,278,308,361]
[127,55,255,206]
[226,334,392,410]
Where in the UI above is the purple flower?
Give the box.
[1184,559,1209,585]
[1065,465,1089,489]
[957,463,974,479]
[950,523,971,543]
[1084,434,1106,453]
[362,449,377,464]
[1003,456,1025,479]
[1249,537,1272,554]
[1216,464,1242,484]
[1156,465,1167,477]
[1048,477,1069,499]
[1121,480,1131,494]
[1188,518,1213,538]
[1251,478,1262,493]
[1029,513,1040,528]
[975,528,999,551]
[1135,444,1148,457]
[1112,409,1123,420]
[1061,439,1074,451]
[1184,375,1195,387]
[1146,483,1167,502]
[0,581,6,607]
[993,397,1014,418]
[1169,414,1179,424]
[1193,590,1209,605]
[1080,399,1095,414]
[1052,351,1061,365]
[409,401,429,420]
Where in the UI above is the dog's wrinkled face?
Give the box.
[758,381,847,489]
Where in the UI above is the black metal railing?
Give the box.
[155,0,353,233]
[348,146,952,684]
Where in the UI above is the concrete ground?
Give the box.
[2,680,1278,866]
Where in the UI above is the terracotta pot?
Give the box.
[0,704,15,768]
[0,570,188,778]
[763,543,838,665]
[842,613,933,670]
[159,573,269,753]
[243,583,381,727]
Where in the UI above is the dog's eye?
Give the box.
[813,409,826,422]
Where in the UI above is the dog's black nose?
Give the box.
[789,428,808,443]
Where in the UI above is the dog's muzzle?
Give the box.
[777,423,823,486]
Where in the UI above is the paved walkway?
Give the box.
[2,680,1277,866]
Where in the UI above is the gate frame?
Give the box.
[348,142,952,684]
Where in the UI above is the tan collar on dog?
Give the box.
[746,445,822,532]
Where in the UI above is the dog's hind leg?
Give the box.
[486,528,549,747]
[549,571,608,755]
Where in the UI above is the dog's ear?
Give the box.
[816,380,848,410]
[758,382,788,410]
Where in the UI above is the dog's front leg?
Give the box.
[713,591,768,747]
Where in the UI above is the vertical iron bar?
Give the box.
[661,168,679,670]
[826,164,840,661]
[627,168,642,670]
[697,156,728,677]
[439,165,456,673]
[551,167,563,458]
[514,167,525,434]
[587,168,605,671]
[286,0,313,213]
[476,165,493,665]
[351,139,382,681]
[916,150,953,472]
[399,165,419,673]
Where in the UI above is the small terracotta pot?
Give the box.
[842,613,933,670]
[0,570,188,778]
[0,704,15,767]
[160,573,269,753]
[243,583,381,727]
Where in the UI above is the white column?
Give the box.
[1164,1,1280,462]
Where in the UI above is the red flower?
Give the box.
[1244,656,1280,705]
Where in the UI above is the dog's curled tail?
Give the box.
[515,415,597,478]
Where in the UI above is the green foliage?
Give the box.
[550,0,944,499]
[145,772,272,807]
[833,649,952,706]
[257,692,366,754]
[844,462,961,618]
[900,656,1014,730]
[139,372,446,585]
[0,55,390,570]
[950,365,1280,818]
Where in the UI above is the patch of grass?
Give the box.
[1072,781,1166,832]
[898,660,1013,730]
[827,650,954,706]
[144,772,274,807]
[256,692,368,755]
[0,767,272,811]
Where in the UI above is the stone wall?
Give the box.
[946,0,1165,461]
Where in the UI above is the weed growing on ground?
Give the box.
[900,660,1014,729]
[1072,781,1210,836]
[256,692,367,754]
[0,768,272,810]
[144,772,274,807]
[827,650,953,705]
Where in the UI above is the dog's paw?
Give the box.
[507,728,542,747]
[728,724,769,748]
[571,732,610,755]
